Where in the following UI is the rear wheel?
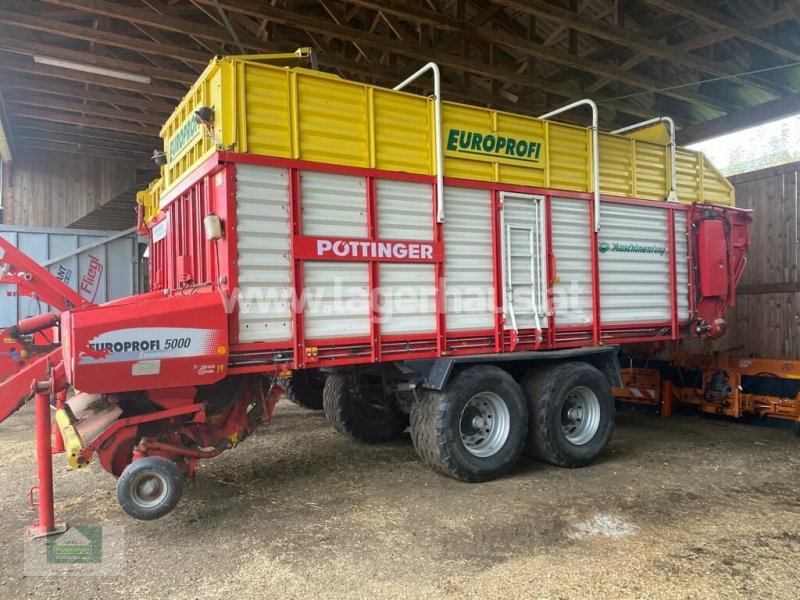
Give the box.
[282,369,326,410]
[116,456,183,520]
[410,365,528,482]
[522,362,614,468]
[323,372,408,443]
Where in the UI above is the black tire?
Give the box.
[409,365,528,483]
[282,369,326,410]
[522,361,614,468]
[323,372,409,443]
[116,456,184,520]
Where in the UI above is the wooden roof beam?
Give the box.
[0,34,196,85]
[4,96,167,126]
[0,3,210,66]
[197,0,662,121]
[0,54,186,99]
[645,0,800,63]
[677,89,800,144]
[10,106,158,136]
[486,0,789,97]
[0,74,177,114]
[335,0,734,113]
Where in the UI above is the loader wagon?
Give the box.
[0,50,751,526]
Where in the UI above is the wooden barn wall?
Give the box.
[684,161,800,359]
[2,147,136,229]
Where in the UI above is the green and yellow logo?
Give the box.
[446,128,543,164]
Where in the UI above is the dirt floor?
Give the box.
[1,400,799,599]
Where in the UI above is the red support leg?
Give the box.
[26,380,66,539]
[52,389,66,454]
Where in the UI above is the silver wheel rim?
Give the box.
[561,386,601,445]
[130,471,168,508]
[459,392,511,458]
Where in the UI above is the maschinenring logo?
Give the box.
[599,241,666,256]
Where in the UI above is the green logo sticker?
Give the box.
[167,113,201,165]
[599,241,666,256]
[446,128,543,164]
[46,526,102,564]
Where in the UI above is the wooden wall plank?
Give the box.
[4,147,136,228]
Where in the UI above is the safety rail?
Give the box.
[539,99,600,232]
[394,62,444,223]
[612,117,678,203]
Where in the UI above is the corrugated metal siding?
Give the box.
[550,198,594,327]
[235,164,293,343]
[598,203,671,324]
[674,211,690,321]
[299,171,370,339]
[443,186,495,332]
[0,225,138,327]
[300,171,367,238]
[303,261,370,339]
[379,263,436,335]
[375,179,436,335]
[376,179,433,241]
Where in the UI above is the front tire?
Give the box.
[410,365,528,482]
[522,362,614,468]
[323,372,409,443]
[116,456,184,520]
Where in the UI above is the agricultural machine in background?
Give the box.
[0,51,752,534]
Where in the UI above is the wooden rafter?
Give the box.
[0,0,794,165]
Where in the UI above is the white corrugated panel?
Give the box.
[235,164,293,343]
[379,263,436,335]
[501,194,547,331]
[598,203,671,324]
[443,187,495,332]
[301,171,367,237]
[376,179,433,241]
[303,261,370,339]
[551,198,593,326]
[375,180,436,335]
[674,211,690,321]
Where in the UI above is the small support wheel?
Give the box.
[116,456,184,520]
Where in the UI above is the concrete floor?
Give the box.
[1,400,799,599]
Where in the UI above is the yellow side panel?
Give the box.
[373,89,431,175]
[598,134,633,197]
[495,113,546,187]
[675,148,701,201]
[634,142,668,201]
[442,104,493,181]
[701,155,734,206]
[548,122,589,192]
[296,74,369,167]
[241,64,291,159]
[161,60,233,192]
